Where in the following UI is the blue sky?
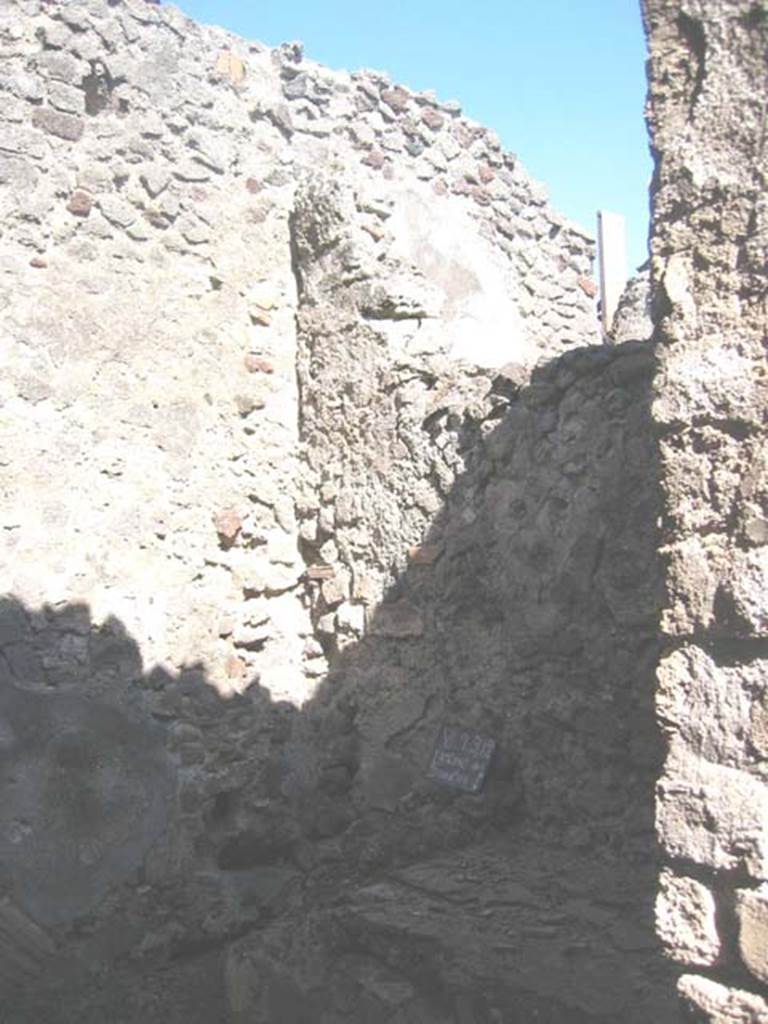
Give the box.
[177,0,652,272]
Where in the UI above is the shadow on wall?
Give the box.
[0,340,680,1023]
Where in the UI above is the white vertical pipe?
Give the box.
[597,210,627,334]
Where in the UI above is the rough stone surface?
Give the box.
[0,0,643,1017]
[0,0,762,1019]
[737,888,768,988]
[644,0,768,1015]
[678,975,768,1024]
[656,870,721,967]
[611,262,653,343]
[0,676,175,926]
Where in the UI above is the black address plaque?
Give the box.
[426,724,496,794]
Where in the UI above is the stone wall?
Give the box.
[643,0,768,1019]
[4,0,758,1020]
[1,0,597,703]
[222,187,675,1020]
[3,183,675,1023]
[611,262,653,345]
[1,327,675,1021]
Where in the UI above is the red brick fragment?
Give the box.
[362,148,386,170]
[380,86,410,113]
[226,654,246,680]
[577,276,599,298]
[451,178,473,197]
[306,564,335,581]
[453,123,474,148]
[244,355,275,374]
[30,256,47,268]
[66,191,92,217]
[214,509,242,546]
[245,177,263,194]
[478,164,495,185]
[361,222,384,242]
[408,544,443,565]
[420,107,444,132]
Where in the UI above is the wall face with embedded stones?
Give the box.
[0,327,675,1024]
[643,0,768,1020]
[0,0,597,704]
[2,0,750,1021]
